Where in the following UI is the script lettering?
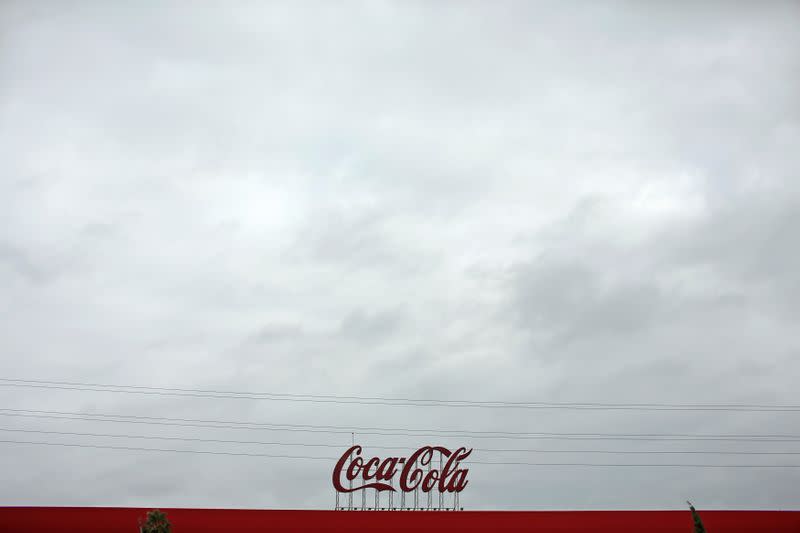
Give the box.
[332,444,472,494]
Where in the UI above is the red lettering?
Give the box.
[347,455,363,480]
[363,457,380,480]
[376,457,399,480]
[421,469,439,492]
[332,445,472,495]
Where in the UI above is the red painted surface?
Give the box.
[1,507,799,532]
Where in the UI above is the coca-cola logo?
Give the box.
[332,445,472,494]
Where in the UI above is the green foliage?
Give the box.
[140,509,171,533]
[687,501,706,533]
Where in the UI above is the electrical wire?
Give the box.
[2,408,799,442]
[2,439,799,468]
[2,378,798,412]
[2,427,799,455]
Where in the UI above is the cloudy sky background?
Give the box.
[1,1,799,510]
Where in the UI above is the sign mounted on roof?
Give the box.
[332,445,472,495]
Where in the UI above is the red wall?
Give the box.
[1,507,799,532]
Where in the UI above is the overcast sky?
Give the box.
[1,1,799,511]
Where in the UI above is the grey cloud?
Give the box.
[511,181,800,348]
[513,261,663,336]
[338,309,406,342]
[1,0,799,512]
[504,184,800,428]
[0,241,48,284]
[665,193,800,285]
[249,323,307,346]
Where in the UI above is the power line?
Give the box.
[0,427,351,450]
[0,411,352,437]
[2,439,799,468]
[3,427,800,456]
[3,408,800,442]
[2,378,798,412]
[0,439,334,460]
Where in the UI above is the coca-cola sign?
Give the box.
[332,445,472,494]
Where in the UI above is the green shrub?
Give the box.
[139,509,171,533]
[687,501,706,533]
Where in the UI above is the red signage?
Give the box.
[332,445,472,494]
